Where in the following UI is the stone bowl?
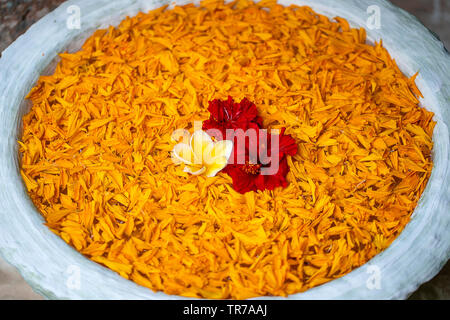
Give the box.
[0,0,449,299]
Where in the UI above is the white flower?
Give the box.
[172,130,233,177]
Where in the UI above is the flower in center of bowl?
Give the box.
[172,130,233,177]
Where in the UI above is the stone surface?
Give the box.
[0,257,42,299]
[0,0,449,300]
[390,0,450,50]
[0,0,66,53]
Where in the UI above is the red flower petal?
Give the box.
[278,128,298,157]
[223,164,257,193]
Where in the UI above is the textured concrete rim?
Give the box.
[0,0,449,300]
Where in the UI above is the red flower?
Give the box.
[223,128,297,194]
[203,97,298,194]
[202,96,262,140]
[224,157,292,194]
